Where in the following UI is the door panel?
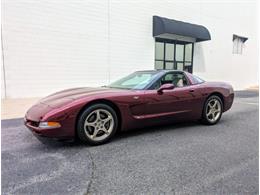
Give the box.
[144,86,202,119]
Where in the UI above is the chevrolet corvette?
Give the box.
[25,70,234,145]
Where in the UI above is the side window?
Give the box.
[190,75,205,84]
[151,73,189,89]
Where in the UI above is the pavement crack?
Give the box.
[84,149,96,195]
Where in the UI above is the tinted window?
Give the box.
[155,61,164,70]
[155,42,164,60]
[175,44,184,61]
[165,43,174,60]
[154,40,194,73]
[185,44,192,61]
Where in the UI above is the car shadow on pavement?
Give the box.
[30,120,203,148]
[1,117,208,148]
[114,121,200,141]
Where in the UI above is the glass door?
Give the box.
[175,44,184,71]
[184,43,193,72]
[165,43,174,69]
[154,39,194,73]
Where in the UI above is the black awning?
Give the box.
[153,16,211,42]
[233,34,248,42]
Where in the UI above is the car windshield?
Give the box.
[108,71,159,90]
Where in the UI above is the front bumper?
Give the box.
[24,118,73,140]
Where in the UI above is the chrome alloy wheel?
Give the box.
[206,98,221,123]
[84,109,114,141]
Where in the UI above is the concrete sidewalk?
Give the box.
[1,98,41,120]
[248,85,259,91]
[1,87,258,120]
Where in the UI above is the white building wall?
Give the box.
[2,0,110,98]
[2,0,259,98]
[193,1,259,89]
[1,51,6,99]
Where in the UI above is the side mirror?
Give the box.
[157,83,175,94]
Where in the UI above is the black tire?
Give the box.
[201,95,223,125]
[77,103,118,145]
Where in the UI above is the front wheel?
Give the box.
[77,104,118,145]
[201,95,223,125]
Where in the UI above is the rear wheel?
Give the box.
[201,95,223,125]
[77,103,118,145]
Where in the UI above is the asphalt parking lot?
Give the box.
[1,91,259,195]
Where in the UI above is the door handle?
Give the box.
[189,89,195,92]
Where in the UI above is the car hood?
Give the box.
[39,87,126,108]
[25,87,127,122]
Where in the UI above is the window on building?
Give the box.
[154,38,194,73]
[232,34,248,54]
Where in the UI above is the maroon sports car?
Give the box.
[25,70,234,145]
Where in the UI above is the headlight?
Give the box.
[39,122,61,129]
